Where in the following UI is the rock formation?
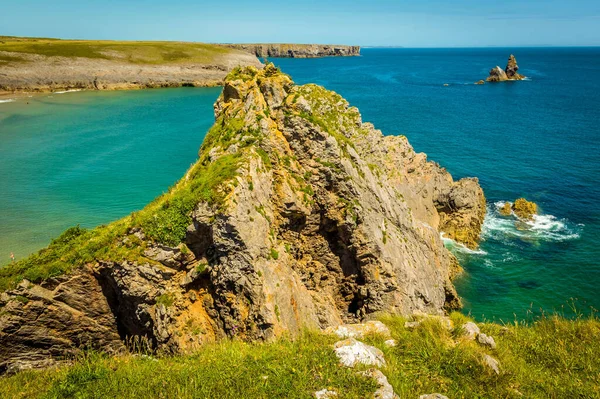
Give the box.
[486,55,526,82]
[499,198,538,220]
[512,198,537,220]
[222,44,360,58]
[0,63,485,372]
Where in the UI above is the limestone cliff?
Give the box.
[486,54,526,82]
[222,44,360,58]
[0,37,263,93]
[0,64,485,373]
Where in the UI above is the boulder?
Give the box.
[512,198,537,220]
[314,389,338,399]
[477,333,497,350]
[334,338,386,368]
[420,395,449,399]
[483,354,500,374]
[475,80,485,85]
[359,368,399,399]
[499,202,512,216]
[461,322,481,340]
[326,321,391,339]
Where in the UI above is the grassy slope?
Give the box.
[0,36,234,65]
[0,313,598,398]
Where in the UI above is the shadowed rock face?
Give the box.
[486,54,526,82]
[0,64,485,372]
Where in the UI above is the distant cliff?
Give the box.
[0,37,263,93]
[222,43,361,58]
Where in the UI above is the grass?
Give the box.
[0,36,234,65]
[0,313,598,398]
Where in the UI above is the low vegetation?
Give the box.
[0,313,597,398]
[0,36,233,65]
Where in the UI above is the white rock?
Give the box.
[419,394,449,399]
[359,368,399,399]
[384,339,397,347]
[483,354,500,374]
[477,333,497,349]
[326,321,391,339]
[461,322,480,340]
[334,338,386,368]
[314,389,337,399]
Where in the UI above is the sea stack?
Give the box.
[0,63,486,372]
[486,54,526,82]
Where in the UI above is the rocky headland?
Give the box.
[0,38,359,94]
[0,63,485,373]
[486,54,526,82]
[222,44,360,58]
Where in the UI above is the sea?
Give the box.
[1,47,599,322]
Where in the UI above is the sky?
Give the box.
[1,0,599,47]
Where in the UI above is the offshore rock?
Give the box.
[486,54,526,82]
[0,63,486,371]
[512,198,537,220]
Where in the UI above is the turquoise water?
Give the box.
[0,88,218,262]
[274,48,600,321]
[1,48,599,321]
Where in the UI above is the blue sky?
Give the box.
[1,0,599,47]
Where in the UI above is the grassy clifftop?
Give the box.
[0,36,234,65]
[1,313,598,398]
[0,37,263,92]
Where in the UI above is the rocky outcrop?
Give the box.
[512,198,537,220]
[222,44,360,58]
[499,198,538,220]
[486,54,526,82]
[0,63,485,372]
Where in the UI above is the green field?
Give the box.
[1,313,598,398]
[0,36,234,65]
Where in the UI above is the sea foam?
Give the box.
[0,99,15,104]
[54,89,82,94]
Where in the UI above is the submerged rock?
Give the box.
[0,63,486,372]
[486,54,526,82]
[475,80,485,85]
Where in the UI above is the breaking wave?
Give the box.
[54,89,82,94]
[484,201,583,243]
[0,99,15,104]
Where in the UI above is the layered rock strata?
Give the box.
[0,64,485,372]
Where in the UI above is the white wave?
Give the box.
[54,89,82,94]
[440,232,487,255]
[0,99,15,104]
[483,202,581,243]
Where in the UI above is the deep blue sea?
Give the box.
[1,48,599,321]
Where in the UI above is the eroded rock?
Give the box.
[512,198,537,220]
[360,368,399,399]
[334,338,386,368]
[483,354,501,374]
[486,54,526,82]
[325,321,391,339]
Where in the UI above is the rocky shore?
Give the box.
[0,63,485,372]
[222,43,361,58]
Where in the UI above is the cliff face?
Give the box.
[222,44,360,58]
[0,64,485,373]
[0,38,263,93]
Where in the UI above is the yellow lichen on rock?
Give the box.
[499,202,512,216]
[512,198,537,220]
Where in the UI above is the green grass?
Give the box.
[0,36,234,65]
[0,313,598,398]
